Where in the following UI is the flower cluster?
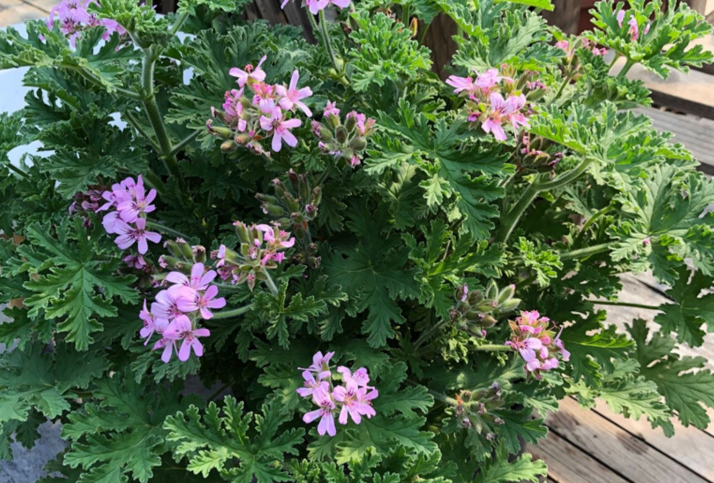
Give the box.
[446,68,534,142]
[556,37,607,57]
[518,133,564,173]
[208,59,313,155]
[97,176,161,267]
[617,9,650,41]
[452,384,506,441]
[297,352,378,437]
[47,0,126,47]
[505,311,570,379]
[140,262,225,363]
[311,102,376,167]
[280,0,350,15]
[212,222,295,290]
[450,281,520,337]
[256,171,322,267]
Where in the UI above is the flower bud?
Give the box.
[326,114,340,130]
[344,115,357,133]
[221,140,236,152]
[349,136,367,151]
[479,315,498,328]
[500,298,521,312]
[264,203,285,216]
[255,193,279,204]
[193,245,207,263]
[235,222,251,244]
[336,126,348,144]
[485,280,498,300]
[498,284,516,304]
[311,186,322,205]
[208,125,233,138]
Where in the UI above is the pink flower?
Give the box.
[460,284,469,302]
[139,299,168,344]
[617,9,626,27]
[229,56,267,87]
[627,16,640,40]
[102,211,123,234]
[176,285,226,320]
[297,370,330,398]
[555,40,570,51]
[281,0,348,13]
[303,351,335,380]
[116,181,157,223]
[259,107,302,152]
[333,380,376,425]
[123,253,146,269]
[162,314,211,362]
[166,262,217,291]
[277,70,313,117]
[113,218,161,254]
[445,75,476,94]
[446,68,511,97]
[256,224,296,249]
[302,387,337,436]
[323,101,340,118]
[151,288,186,320]
[481,93,529,142]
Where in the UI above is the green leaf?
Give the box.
[165,396,304,483]
[474,447,547,483]
[0,341,107,425]
[588,0,713,78]
[610,165,714,284]
[348,12,432,92]
[504,0,553,10]
[629,319,714,429]
[21,220,138,350]
[63,375,198,483]
[515,237,563,287]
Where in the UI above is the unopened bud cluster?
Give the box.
[256,169,322,267]
[555,37,608,79]
[450,281,521,337]
[211,222,294,291]
[311,102,376,168]
[453,383,506,442]
[158,238,207,273]
[517,133,564,173]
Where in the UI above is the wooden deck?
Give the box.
[526,272,714,483]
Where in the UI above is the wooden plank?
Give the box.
[615,56,714,119]
[0,0,45,27]
[527,431,629,483]
[592,400,714,480]
[634,107,714,174]
[547,397,710,483]
[282,1,315,42]
[253,0,288,25]
[685,0,708,14]
[541,0,582,35]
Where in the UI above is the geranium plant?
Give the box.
[0,0,713,481]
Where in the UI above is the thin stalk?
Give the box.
[318,10,340,73]
[426,388,459,406]
[617,58,635,78]
[549,75,571,105]
[70,66,144,101]
[146,220,191,241]
[574,205,613,247]
[414,318,448,350]
[142,169,169,198]
[607,52,621,71]
[474,344,513,352]
[592,300,660,310]
[169,130,201,157]
[515,273,537,290]
[211,305,252,319]
[263,271,279,296]
[535,157,594,191]
[124,110,160,152]
[494,178,541,243]
[6,163,29,179]
[559,242,611,261]
[169,8,190,36]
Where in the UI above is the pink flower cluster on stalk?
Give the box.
[555,38,607,57]
[97,176,161,268]
[505,311,570,380]
[46,0,125,47]
[617,9,650,41]
[208,59,313,155]
[212,222,295,290]
[445,68,532,142]
[140,262,226,363]
[297,352,378,437]
[311,102,376,167]
[280,0,350,15]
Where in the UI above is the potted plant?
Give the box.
[0,0,712,481]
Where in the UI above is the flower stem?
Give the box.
[141,169,169,198]
[474,344,513,352]
[210,305,252,319]
[426,388,458,406]
[6,163,29,179]
[494,158,595,244]
[574,205,613,247]
[170,130,201,157]
[591,300,660,310]
[559,242,611,261]
[549,75,571,105]
[617,58,635,78]
[607,52,621,71]
[145,220,191,241]
[318,10,341,74]
[414,318,448,350]
[263,271,279,296]
[169,8,190,36]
